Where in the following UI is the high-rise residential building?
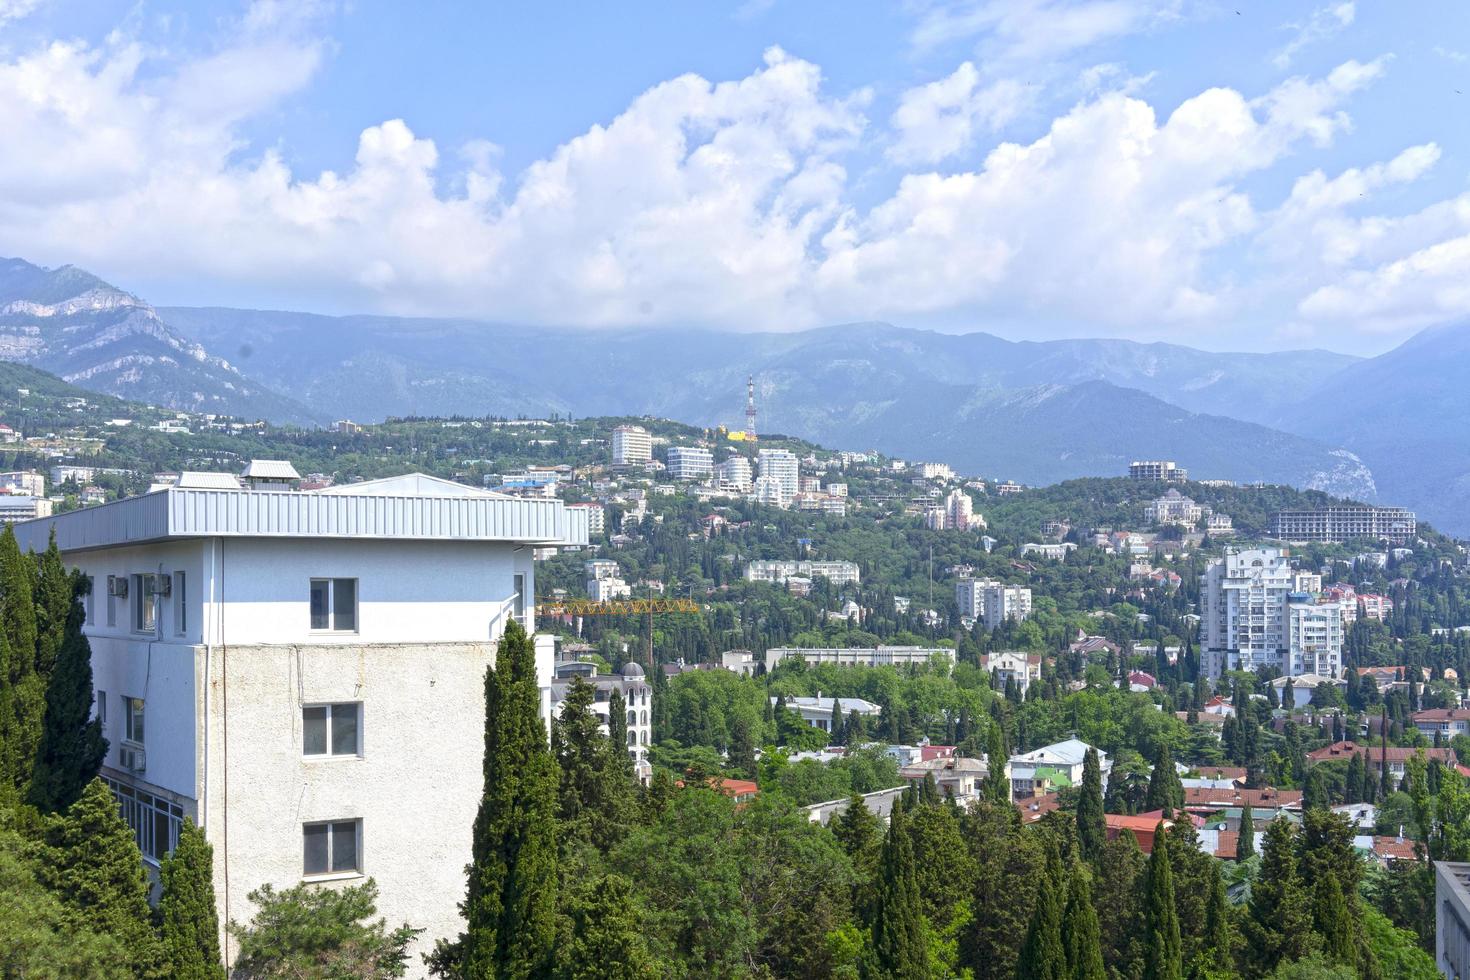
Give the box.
[12,466,588,968]
[1129,460,1188,483]
[753,475,790,509]
[945,488,984,530]
[666,446,714,481]
[715,456,753,491]
[1200,548,1343,678]
[566,502,605,535]
[757,448,799,501]
[611,425,653,467]
[1268,506,1417,544]
[956,578,1032,627]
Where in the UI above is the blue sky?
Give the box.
[1,0,1468,355]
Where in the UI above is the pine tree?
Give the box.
[1141,825,1182,980]
[559,874,657,980]
[869,802,928,979]
[449,621,559,980]
[1016,840,1066,980]
[40,777,165,977]
[984,722,1011,805]
[1062,865,1106,980]
[157,818,224,980]
[1076,747,1106,864]
[0,525,40,794]
[27,572,106,812]
[1236,803,1256,861]
[1144,743,1182,813]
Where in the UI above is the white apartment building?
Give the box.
[753,475,790,509]
[917,462,955,481]
[1129,460,1187,483]
[955,578,1032,628]
[566,502,605,535]
[763,645,953,673]
[611,425,653,467]
[0,469,45,496]
[1009,739,1111,798]
[982,651,1042,696]
[550,661,653,780]
[716,456,753,492]
[1145,489,1203,526]
[757,448,799,501]
[12,467,589,970]
[0,494,53,523]
[1200,548,1343,679]
[666,447,714,481]
[746,559,861,587]
[946,488,983,530]
[1269,505,1417,544]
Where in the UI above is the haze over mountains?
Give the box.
[2,257,1466,532]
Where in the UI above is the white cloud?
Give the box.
[1273,2,1355,70]
[0,0,43,28]
[0,9,1452,346]
[909,0,1183,66]
[888,62,1028,164]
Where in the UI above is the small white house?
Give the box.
[13,467,588,971]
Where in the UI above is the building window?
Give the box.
[84,576,94,625]
[97,690,106,730]
[303,703,361,757]
[123,696,144,745]
[309,578,357,632]
[174,572,187,635]
[303,820,361,876]
[513,573,527,627]
[132,574,157,633]
[102,776,183,863]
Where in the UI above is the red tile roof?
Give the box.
[1372,836,1418,862]
[1183,786,1302,809]
[1305,741,1455,765]
[1412,708,1470,722]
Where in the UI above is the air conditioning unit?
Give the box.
[107,575,128,598]
[151,576,171,597]
[119,745,146,773]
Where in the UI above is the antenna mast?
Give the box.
[745,375,758,441]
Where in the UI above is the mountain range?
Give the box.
[2,257,1466,532]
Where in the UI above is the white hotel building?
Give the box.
[13,466,589,970]
[1200,548,1343,679]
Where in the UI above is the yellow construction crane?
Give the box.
[537,596,701,664]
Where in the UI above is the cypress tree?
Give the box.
[1201,859,1232,976]
[33,533,70,680]
[452,621,559,980]
[1141,825,1182,980]
[553,675,632,853]
[1062,865,1106,980]
[0,525,40,793]
[727,714,757,777]
[27,572,107,812]
[1076,748,1106,864]
[40,777,165,977]
[1246,818,1317,973]
[829,697,845,745]
[1236,803,1255,862]
[1144,743,1182,813]
[1312,872,1355,967]
[984,722,1011,805]
[157,818,224,979]
[869,802,928,980]
[833,793,883,878]
[1016,839,1066,980]
[560,874,657,980]
[607,687,630,775]
[1344,753,1364,805]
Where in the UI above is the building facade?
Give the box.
[666,446,714,481]
[1437,862,1470,980]
[1200,548,1344,678]
[956,578,1033,627]
[1268,506,1417,544]
[715,456,753,491]
[13,468,588,970]
[763,645,953,672]
[757,448,799,501]
[745,559,861,587]
[611,425,653,466]
[1145,489,1203,526]
[550,661,653,780]
[1129,460,1187,483]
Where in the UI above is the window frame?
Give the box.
[309,578,359,634]
[122,696,144,746]
[302,819,363,879]
[132,573,157,635]
[173,571,187,636]
[96,689,107,730]
[302,702,363,759]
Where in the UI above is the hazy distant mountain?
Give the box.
[1279,323,1470,533]
[0,259,317,423]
